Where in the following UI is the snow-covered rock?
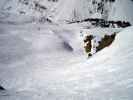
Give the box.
[0,0,116,23]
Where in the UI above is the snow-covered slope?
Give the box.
[0,0,133,100]
[0,0,6,10]
[0,0,116,23]
[109,0,133,24]
[0,22,133,100]
[1,0,133,24]
[0,0,59,22]
[47,0,115,22]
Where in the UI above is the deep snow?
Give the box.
[0,20,133,100]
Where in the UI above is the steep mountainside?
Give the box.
[48,0,115,22]
[0,0,115,23]
[1,0,133,24]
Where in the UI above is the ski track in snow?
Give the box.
[0,22,133,100]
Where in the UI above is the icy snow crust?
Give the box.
[0,20,133,100]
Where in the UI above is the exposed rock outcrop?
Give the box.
[84,33,116,57]
[68,18,131,28]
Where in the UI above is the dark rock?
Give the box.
[83,33,116,57]
[84,35,94,53]
[0,85,5,91]
[96,33,116,52]
[68,18,131,28]
[88,53,92,57]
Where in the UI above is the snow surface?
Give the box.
[0,20,133,100]
[109,0,133,24]
[0,0,133,100]
[1,0,115,23]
